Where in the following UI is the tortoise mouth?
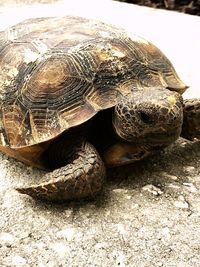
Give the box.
[126,126,182,148]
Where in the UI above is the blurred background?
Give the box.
[117,0,200,16]
[1,0,200,15]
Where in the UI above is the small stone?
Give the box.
[35,242,45,250]
[142,184,163,196]
[116,223,127,241]
[50,242,70,257]
[160,218,169,225]
[179,195,186,201]
[56,227,75,241]
[131,203,139,209]
[184,166,196,173]
[125,195,132,200]
[94,242,106,250]
[180,141,188,147]
[174,195,189,209]
[114,251,126,267]
[183,182,198,193]
[63,209,73,218]
[0,232,15,247]
[166,183,180,189]
[117,223,125,232]
[162,227,170,236]
[112,189,128,194]
[11,256,27,265]
[161,172,178,181]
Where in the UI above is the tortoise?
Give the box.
[0,16,199,202]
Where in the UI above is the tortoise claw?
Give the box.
[104,142,151,167]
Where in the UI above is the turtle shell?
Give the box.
[0,16,186,151]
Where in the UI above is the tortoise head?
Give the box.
[113,87,184,149]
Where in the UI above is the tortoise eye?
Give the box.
[139,111,153,124]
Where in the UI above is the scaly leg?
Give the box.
[16,141,106,201]
[181,99,200,140]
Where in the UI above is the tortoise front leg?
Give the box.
[181,99,200,140]
[16,141,105,201]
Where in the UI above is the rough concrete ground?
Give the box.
[0,1,200,266]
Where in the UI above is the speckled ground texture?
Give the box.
[0,1,200,266]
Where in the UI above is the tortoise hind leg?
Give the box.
[181,99,200,141]
[16,141,106,201]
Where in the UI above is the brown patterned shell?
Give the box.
[0,16,186,152]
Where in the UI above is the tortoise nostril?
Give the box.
[139,111,153,124]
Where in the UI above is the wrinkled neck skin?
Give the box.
[105,88,184,167]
